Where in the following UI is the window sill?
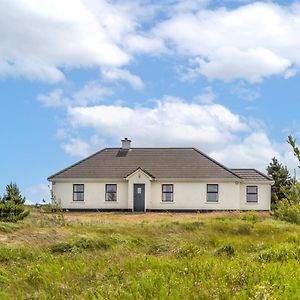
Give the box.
[245,202,258,204]
[160,201,175,204]
[104,201,119,204]
[205,201,220,204]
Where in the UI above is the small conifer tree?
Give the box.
[0,183,29,222]
[267,157,294,205]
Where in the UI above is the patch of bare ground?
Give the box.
[63,211,270,223]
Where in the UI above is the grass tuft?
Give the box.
[51,237,111,253]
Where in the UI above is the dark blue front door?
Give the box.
[133,184,145,212]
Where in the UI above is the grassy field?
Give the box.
[1,210,300,299]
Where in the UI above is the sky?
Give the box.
[1,0,300,203]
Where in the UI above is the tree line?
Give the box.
[267,135,300,223]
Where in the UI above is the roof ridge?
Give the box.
[192,148,242,179]
[106,147,197,149]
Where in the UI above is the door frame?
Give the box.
[133,183,146,212]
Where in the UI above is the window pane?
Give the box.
[247,194,257,202]
[163,185,173,192]
[162,193,173,202]
[74,192,84,201]
[207,193,218,202]
[247,186,257,194]
[74,184,84,192]
[106,192,117,201]
[106,184,117,193]
[207,184,218,193]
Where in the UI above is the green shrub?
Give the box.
[0,246,33,263]
[258,245,300,262]
[274,200,300,224]
[273,184,300,224]
[242,212,259,224]
[216,244,235,257]
[51,242,74,253]
[147,242,169,255]
[51,237,111,253]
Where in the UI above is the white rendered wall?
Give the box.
[51,179,271,211]
[150,181,241,210]
[239,183,271,211]
[52,181,128,209]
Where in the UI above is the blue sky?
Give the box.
[1,0,299,203]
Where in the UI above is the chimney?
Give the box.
[121,138,131,149]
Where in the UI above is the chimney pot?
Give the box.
[121,138,131,149]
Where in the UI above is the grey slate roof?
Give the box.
[231,169,272,181]
[48,148,241,180]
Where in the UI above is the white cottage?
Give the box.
[48,138,273,212]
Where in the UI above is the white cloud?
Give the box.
[170,0,210,13]
[194,86,216,104]
[4,1,300,84]
[101,68,144,90]
[61,135,105,158]
[62,96,300,172]
[231,83,260,101]
[196,47,290,83]
[72,82,111,106]
[210,132,279,170]
[24,199,34,205]
[62,137,90,157]
[37,89,64,107]
[0,0,162,83]
[155,2,300,82]
[67,97,249,151]
[25,183,50,203]
[37,81,110,107]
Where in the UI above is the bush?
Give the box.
[273,184,300,224]
[38,191,65,226]
[51,237,111,253]
[242,212,259,224]
[258,245,300,262]
[216,244,235,257]
[0,246,33,263]
[274,200,300,225]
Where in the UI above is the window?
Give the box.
[73,184,84,201]
[207,184,218,202]
[162,184,173,202]
[106,184,117,201]
[247,186,258,202]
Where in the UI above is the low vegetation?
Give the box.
[0,210,300,299]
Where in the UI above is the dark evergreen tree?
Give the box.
[0,182,29,222]
[267,157,294,205]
